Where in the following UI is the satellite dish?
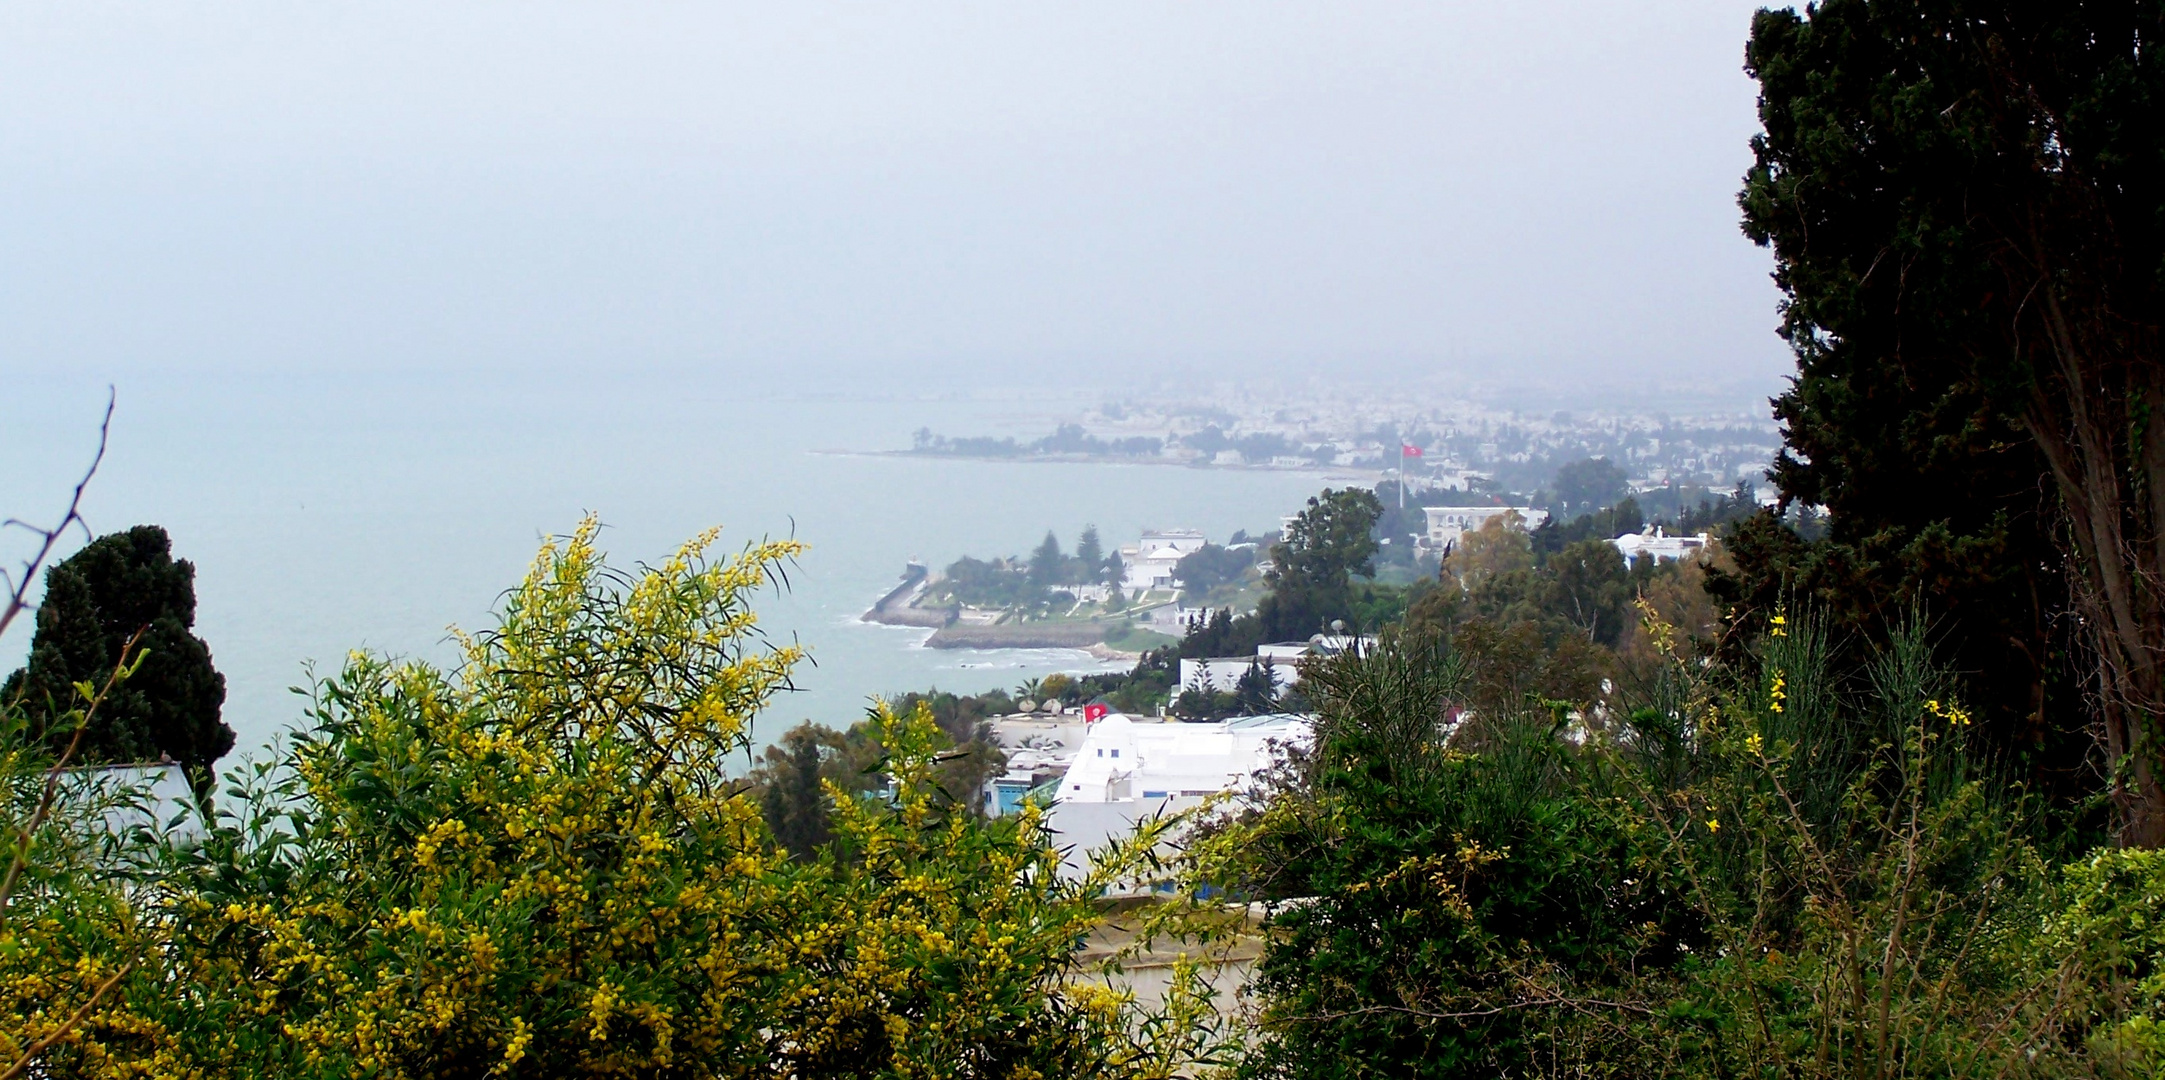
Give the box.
[1017,699,1037,713]
[1043,699,1063,714]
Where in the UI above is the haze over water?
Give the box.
[4,2,1792,762]
[3,370,1333,760]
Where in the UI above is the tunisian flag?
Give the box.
[1401,443,1424,458]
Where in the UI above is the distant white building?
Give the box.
[1611,526,1712,567]
[1423,506,1550,551]
[1178,636,1372,700]
[983,715,1092,818]
[1179,656,1297,698]
[1044,712,1312,879]
[1139,529,1207,555]
[1117,529,1208,594]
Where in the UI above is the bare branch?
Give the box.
[0,625,148,920]
[0,388,115,643]
[1283,996,1659,1025]
[0,957,136,1080]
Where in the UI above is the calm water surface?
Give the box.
[2,370,1332,765]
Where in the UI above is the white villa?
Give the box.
[1117,528,1207,594]
[1422,505,1551,551]
[1611,526,1713,567]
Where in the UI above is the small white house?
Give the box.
[1423,506,1550,551]
[1121,546,1188,593]
[1117,529,1208,594]
[1043,713,1312,879]
[1611,526,1713,567]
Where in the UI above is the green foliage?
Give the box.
[936,555,1041,609]
[1530,497,1644,556]
[752,722,845,858]
[1548,457,1628,518]
[1101,549,1126,590]
[1629,482,1759,536]
[1734,0,2165,820]
[1194,636,1656,1077]
[1420,516,1664,664]
[1189,609,2165,1078]
[932,527,1121,611]
[2,521,1225,1078]
[3,525,232,794]
[1256,488,1384,642]
[911,424,1165,459]
[1171,657,1284,721]
[1075,526,1105,577]
[1176,544,1256,605]
[1,642,174,1078]
[1029,531,1066,591]
[1101,622,1175,655]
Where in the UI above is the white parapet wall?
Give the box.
[1042,712,1311,881]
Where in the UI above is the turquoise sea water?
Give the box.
[2,369,1333,765]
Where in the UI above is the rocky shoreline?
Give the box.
[861,564,1161,658]
[921,622,1109,650]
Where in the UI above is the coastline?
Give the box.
[812,447,1378,483]
[920,622,1108,650]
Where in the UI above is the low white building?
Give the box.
[1138,529,1206,555]
[1178,656,1297,698]
[1423,505,1551,551]
[1178,636,1373,702]
[1117,529,1208,594]
[1611,526,1713,567]
[1043,712,1312,878]
[983,714,1091,817]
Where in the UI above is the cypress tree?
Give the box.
[2,525,231,795]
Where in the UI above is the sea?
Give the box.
[1,368,1335,768]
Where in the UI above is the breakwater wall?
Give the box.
[861,563,956,628]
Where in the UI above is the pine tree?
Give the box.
[2,525,232,795]
[757,723,834,858]
[1028,532,1064,592]
[1074,526,1104,587]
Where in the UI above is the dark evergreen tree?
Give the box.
[1074,526,1104,585]
[2,525,231,795]
[1234,657,1280,715]
[1255,488,1384,641]
[1100,550,1125,590]
[1175,543,1254,604]
[756,723,834,859]
[1736,0,2164,827]
[1549,457,1629,518]
[1027,531,1064,592]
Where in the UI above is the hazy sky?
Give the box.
[1,2,1792,395]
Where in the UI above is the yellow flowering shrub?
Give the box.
[142,519,1213,1078]
[1,663,183,1078]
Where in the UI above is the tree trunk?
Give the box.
[2021,291,2165,845]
